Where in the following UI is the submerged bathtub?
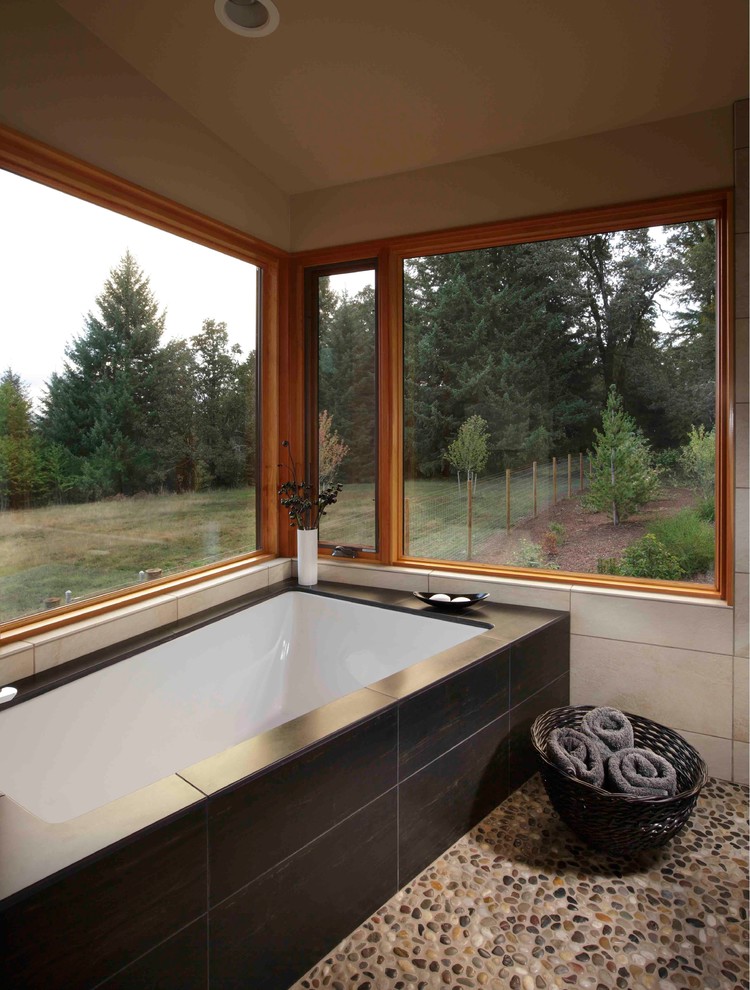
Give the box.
[1,581,569,990]
[0,590,487,823]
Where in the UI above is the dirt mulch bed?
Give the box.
[476,487,699,575]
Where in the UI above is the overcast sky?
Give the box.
[0,168,259,409]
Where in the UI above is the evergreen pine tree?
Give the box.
[583,386,660,525]
[39,252,164,496]
[0,369,39,509]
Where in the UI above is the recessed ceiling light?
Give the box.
[214,0,280,37]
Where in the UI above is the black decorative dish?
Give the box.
[413,591,489,612]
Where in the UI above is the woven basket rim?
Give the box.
[532,705,709,804]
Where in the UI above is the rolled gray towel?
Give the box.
[606,746,678,798]
[580,706,634,757]
[547,727,605,787]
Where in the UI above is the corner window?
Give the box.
[402,219,721,587]
[0,168,261,625]
[307,262,378,551]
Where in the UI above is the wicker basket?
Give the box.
[531,706,708,855]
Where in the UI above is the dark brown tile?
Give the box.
[509,616,569,709]
[302,582,419,608]
[180,686,394,799]
[0,776,204,905]
[0,807,207,990]
[508,672,569,793]
[399,714,509,886]
[207,708,397,904]
[482,605,566,648]
[98,917,207,990]
[209,789,398,990]
[368,633,500,701]
[398,649,509,779]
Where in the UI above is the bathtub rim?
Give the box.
[0,580,567,907]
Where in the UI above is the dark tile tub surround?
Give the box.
[0,579,569,989]
[210,790,399,990]
[1,806,207,990]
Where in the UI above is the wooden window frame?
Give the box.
[0,124,284,642]
[0,122,733,642]
[293,189,734,602]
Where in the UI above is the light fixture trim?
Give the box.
[214,0,280,37]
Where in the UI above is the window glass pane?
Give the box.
[0,169,259,624]
[403,222,717,584]
[317,269,377,549]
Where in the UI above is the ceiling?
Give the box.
[56,0,748,196]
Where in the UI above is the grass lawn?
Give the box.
[0,489,257,623]
[1,473,711,625]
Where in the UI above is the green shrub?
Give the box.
[513,539,559,570]
[596,556,621,576]
[652,448,682,484]
[679,425,715,498]
[548,521,567,543]
[647,509,714,577]
[697,494,715,522]
[618,533,685,581]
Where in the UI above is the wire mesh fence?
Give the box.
[405,453,587,561]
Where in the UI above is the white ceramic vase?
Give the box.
[296,528,319,586]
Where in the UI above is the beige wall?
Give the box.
[290,107,733,251]
[0,0,291,250]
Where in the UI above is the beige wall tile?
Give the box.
[316,561,429,592]
[736,487,749,574]
[0,642,34,684]
[734,656,749,743]
[570,635,733,738]
[430,572,571,611]
[570,590,734,655]
[736,402,749,490]
[175,568,269,621]
[736,149,749,234]
[736,234,749,321]
[679,730,733,781]
[267,559,292,584]
[736,319,749,405]
[732,742,749,785]
[32,599,178,672]
[735,573,749,658]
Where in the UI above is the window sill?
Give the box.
[0,558,292,683]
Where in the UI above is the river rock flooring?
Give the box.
[292,775,748,990]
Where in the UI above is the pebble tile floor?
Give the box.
[293,775,748,990]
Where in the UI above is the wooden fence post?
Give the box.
[552,456,557,503]
[404,496,410,551]
[505,468,511,533]
[532,461,538,517]
[579,452,584,492]
[467,478,473,559]
[567,453,572,498]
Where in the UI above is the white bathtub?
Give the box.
[0,591,487,824]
